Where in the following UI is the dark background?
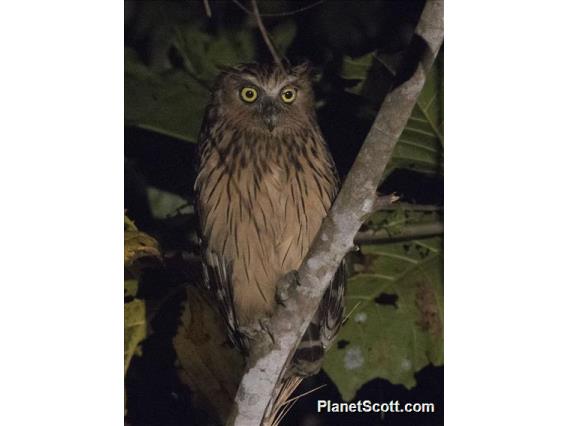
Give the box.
[124,1,443,425]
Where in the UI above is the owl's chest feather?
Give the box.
[196,131,338,322]
[199,136,333,254]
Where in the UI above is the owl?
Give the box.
[194,62,345,376]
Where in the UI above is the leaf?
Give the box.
[125,48,209,143]
[125,24,258,143]
[340,51,444,176]
[124,294,146,374]
[340,52,376,96]
[124,278,139,300]
[364,206,442,234]
[324,237,443,400]
[147,186,192,220]
[175,26,256,84]
[271,19,298,56]
[124,215,161,269]
[390,53,443,175]
[174,286,245,424]
[124,214,137,232]
[124,215,162,374]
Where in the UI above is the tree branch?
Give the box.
[250,0,284,72]
[229,1,444,425]
[376,203,442,212]
[203,0,212,18]
[354,222,443,245]
[232,0,324,17]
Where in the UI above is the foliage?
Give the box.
[124,215,161,374]
[324,234,442,399]
[340,50,444,177]
[395,54,444,175]
[174,286,245,424]
[125,47,209,143]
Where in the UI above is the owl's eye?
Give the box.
[280,87,297,103]
[240,87,258,103]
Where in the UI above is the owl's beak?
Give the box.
[260,100,279,132]
[263,115,277,132]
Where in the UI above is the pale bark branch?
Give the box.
[232,0,324,17]
[229,1,444,425]
[203,0,212,18]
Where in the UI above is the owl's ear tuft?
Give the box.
[291,61,315,80]
[216,63,249,75]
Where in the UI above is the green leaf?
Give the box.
[364,206,442,235]
[124,214,137,232]
[147,186,192,220]
[175,26,256,84]
[340,51,444,177]
[340,52,376,96]
[271,20,298,56]
[125,25,258,143]
[390,53,443,175]
[124,217,161,268]
[124,215,160,374]
[125,48,209,143]
[124,294,146,374]
[324,237,443,400]
[124,278,139,300]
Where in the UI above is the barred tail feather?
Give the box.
[290,321,324,376]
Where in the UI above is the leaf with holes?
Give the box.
[363,205,443,236]
[323,237,443,400]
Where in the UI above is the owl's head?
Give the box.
[210,62,316,134]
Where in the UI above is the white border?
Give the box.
[0,1,123,424]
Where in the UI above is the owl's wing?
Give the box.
[201,247,247,351]
[291,260,346,376]
[319,174,347,348]
[319,260,347,349]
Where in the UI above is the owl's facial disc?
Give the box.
[258,97,281,132]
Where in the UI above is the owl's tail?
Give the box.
[291,261,346,376]
[290,320,325,376]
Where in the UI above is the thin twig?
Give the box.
[354,222,443,245]
[203,0,212,18]
[378,203,442,212]
[232,0,324,17]
[251,0,284,71]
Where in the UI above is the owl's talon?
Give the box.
[276,270,300,306]
[238,317,274,348]
[258,317,275,346]
[238,324,258,341]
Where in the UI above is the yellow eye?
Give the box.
[240,87,258,103]
[280,87,297,103]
